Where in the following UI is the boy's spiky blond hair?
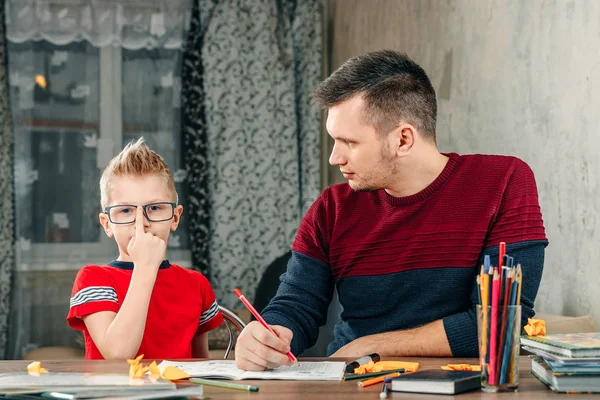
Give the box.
[100,137,177,209]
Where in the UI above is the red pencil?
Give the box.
[498,241,506,293]
[498,242,506,268]
[234,288,298,364]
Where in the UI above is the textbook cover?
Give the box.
[521,332,600,358]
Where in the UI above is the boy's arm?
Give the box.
[83,207,166,359]
[82,267,158,359]
[193,276,224,358]
[191,332,209,358]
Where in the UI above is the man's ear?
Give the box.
[171,205,184,232]
[394,123,416,156]
[99,212,113,238]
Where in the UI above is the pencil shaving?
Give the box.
[126,354,189,380]
[27,361,48,375]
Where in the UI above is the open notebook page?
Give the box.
[158,360,346,381]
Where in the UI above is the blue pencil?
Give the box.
[499,277,520,384]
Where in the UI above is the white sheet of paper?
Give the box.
[159,360,245,380]
[158,360,346,381]
[244,361,346,381]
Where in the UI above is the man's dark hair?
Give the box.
[312,50,437,140]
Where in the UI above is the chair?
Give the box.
[22,346,85,360]
[218,305,247,359]
[253,251,291,314]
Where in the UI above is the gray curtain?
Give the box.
[0,0,15,359]
[188,0,323,307]
[182,0,211,277]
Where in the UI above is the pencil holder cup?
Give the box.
[476,305,521,392]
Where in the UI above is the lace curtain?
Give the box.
[185,0,323,308]
[5,0,192,50]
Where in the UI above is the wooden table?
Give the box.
[0,357,595,399]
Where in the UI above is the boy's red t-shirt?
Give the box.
[67,260,223,360]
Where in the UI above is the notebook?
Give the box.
[389,369,481,395]
[520,332,600,358]
[158,360,346,381]
[530,357,600,393]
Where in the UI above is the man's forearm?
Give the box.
[331,319,452,358]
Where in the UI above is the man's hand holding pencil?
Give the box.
[234,288,297,371]
[235,320,295,370]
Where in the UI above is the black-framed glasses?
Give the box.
[104,202,177,224]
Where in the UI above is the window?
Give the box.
[9,41,190,271]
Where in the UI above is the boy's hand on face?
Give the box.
[127,206,166,272]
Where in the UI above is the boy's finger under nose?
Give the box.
[135,206,145,234]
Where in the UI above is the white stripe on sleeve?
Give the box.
[70,286,118,308]
[199,300,219,325]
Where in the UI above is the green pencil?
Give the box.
[190,378,259,392]
[344,368,405,381]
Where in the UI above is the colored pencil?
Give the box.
[190,378,259,392]
[358,372,402,388]
[345,368,405,381]
[481,269,490,362]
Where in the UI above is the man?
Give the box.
[235,50,547,371]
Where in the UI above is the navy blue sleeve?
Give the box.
[261,251,334,355]
[442,240,547,357]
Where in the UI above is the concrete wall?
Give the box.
[328,0,600,325]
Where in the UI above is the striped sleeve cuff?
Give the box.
[199,300,219,326]
[70,286,118,308]
[67,286,120,330]
[197,300,224,334]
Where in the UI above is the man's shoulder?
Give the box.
[457,153,533,177]
[459,153,528,167]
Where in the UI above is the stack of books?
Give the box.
[521,332,600,393]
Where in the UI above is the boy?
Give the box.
[67,138,223,359]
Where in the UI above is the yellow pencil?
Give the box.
[358,372,401,388]
[481,271,490,360]
[516,264,523,305]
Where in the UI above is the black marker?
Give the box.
[345,353,380,373]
